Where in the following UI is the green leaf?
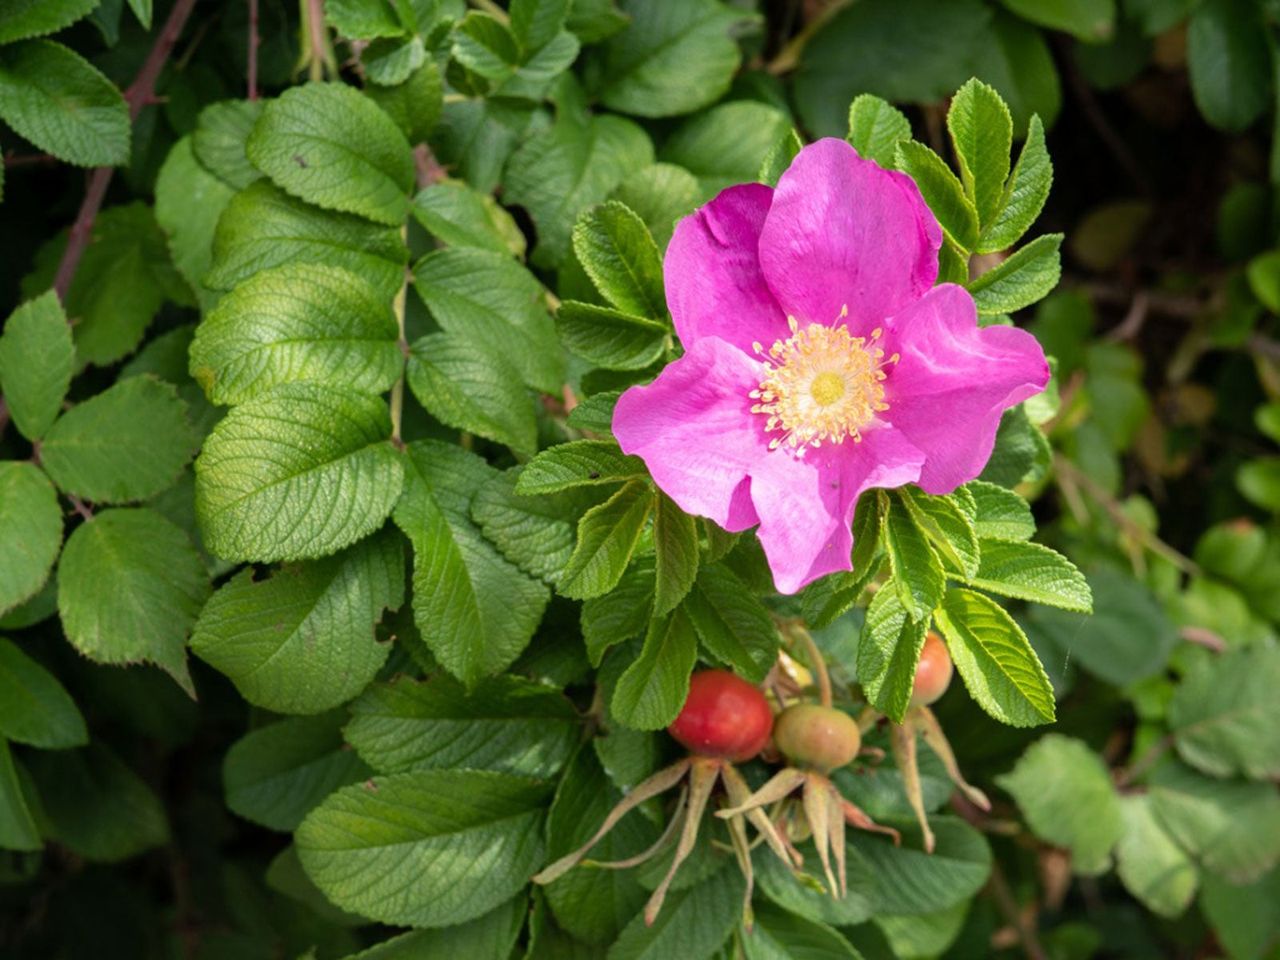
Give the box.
[581,557,654,666]
[394,441,549,687]
[894,140,979,252]
[964,538,1092,612]
[194,384,404,563]
[335,900,526,958]
[155,137,237,313]
[295,769,550,927]
[794,0,990,134]
[246,83,414,226]
[430,97,535,194]
[1187,0,1272,132]
[611,608,698,730]
[588,0,752,118]
[652,493,698,615]
[27,744,169,862]
[846,94,912,169]
[883,497,945,621]
[756,833,874,926]
[364,35,428,86]
[850,816,991,914]
[758,128,804,188]
[947,78,1013,227]
[607,863,744,960]
[453,13,521,86]
[559,480,655,600]
[934,587,1056,727]
[518,440,648,494]
[660,100,791,199]
[192,99,264,190]
[998,0,1115,41]
[505,106,653,268]
[1114,794,1198,919]
[407,332,536,456]
[57,508,209,694]
[1200,868,1280,960]
[191,528,404,714]
[1149,760,1280,883]
[511,0,572,51]
[367,61,444,146]
[898,488,980,579]
[190,263,401,406]
[0,0,98,44]
[325,0,411,38]
[978,115,1053,252]
[556,300,668,370]
[967,233,1063,314]
[345,674,578,778]
[963,480,1035,540]
[859,585,931,722]
[742,901,862,960]
[413,247,563,393]
[1238,457,1280,512]
[412,179,526,256]
[799,492,886,629]
[0,292,73,442]
[208,180,409,303]
[682,563,778,682]
[543,746,656,945]
[0,637,86,749]
[972,11,1062,137]
[470,468,599,585]
[566,389,622,436]
[0,740,40,852]
[572,201,666,319]
[978,405,1044,487]
[24,203,184,366]
[0,39,128,167]
[1168,645,1280,781]
[996,734,1121,874]
[40,377,195,505]
[0,462,62,618]
[223,710,372,832]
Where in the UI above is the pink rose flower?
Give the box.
[612,138,1050,594]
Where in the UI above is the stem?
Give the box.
[390,232,409,448]
[1052,454,1200,576]
[53,0,199,302]
[0,397,9,441]
[796,625,832,708]
[67,495,94,523]
[303,0,335,82]
[247,0,260,100]
[986,861,1049,960]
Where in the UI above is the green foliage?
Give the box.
[0,293,73,441]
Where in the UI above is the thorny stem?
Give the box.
[1053,454,1200,576]
[302,0,336,81]
[53,0,199,302]
[390,229,409,449]
[247,0,260,100]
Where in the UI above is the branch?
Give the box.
[52,0,200,301]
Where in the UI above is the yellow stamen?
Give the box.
[751,307,895,455]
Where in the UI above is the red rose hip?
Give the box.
[911,632,953,707]
[667,670,773,761]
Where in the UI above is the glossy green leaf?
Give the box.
[295,769,551,927]
[652,493,698,616]
[57,507,209,694]
[860,585,931,722]
[682,563,778,682]
[223,710,371,831]
[742,901,863,960]
[850,816,991,914]
[581,557,655,666]
[556,300,668,370]
[0,740,40,852]
[194,384,404,563]
[572,201,666,319]
[0,292,73,442]
[968,233,1063,314]
[192,99,264,190]
[998,0,1114,41]
[1187,0,1272,133]
[191,528,404,714]
[246,83,414,225]
[412,179,526,256]
[407,332,536,456]
[1115,794,1198,918]
[345,674,578,778]
[394,442,549,687]
[518,441,647,494]
[155,136,237,312]
[0,0,98,44]
[977,115,1052,253]
[898,488,980,579]
[190,263,402,406]
[965,538,1092,612]
[470,468,599,585]
[846,94,912,169]
[0,39,128,167]
[611,608,698,730]
[894,140,979,252]
[0,462,62,618]
[660,100,791,199]
[883,498,945,621]
[963,480,1034,540]
[559,480,655,600]
[934,587,1056,727]
[947,78,1012,227]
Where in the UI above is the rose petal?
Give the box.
[613,337,766,531]
[758,138,942,336]
[749,428,925,594]
[664,183,790,356]
[882,284,1050,494]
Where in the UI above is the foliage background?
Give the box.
[1,0,1280,958]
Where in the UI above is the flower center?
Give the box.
[749,309,897,454]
